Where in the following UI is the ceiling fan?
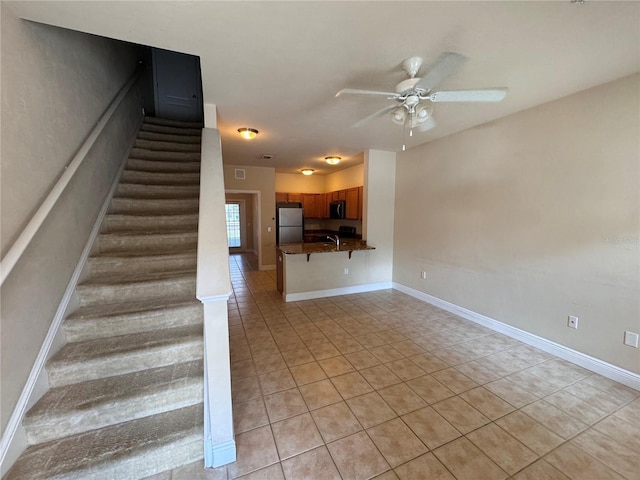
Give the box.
[336,52,508,139]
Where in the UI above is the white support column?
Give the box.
[198,124,235,467]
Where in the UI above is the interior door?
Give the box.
[153,48,203,122]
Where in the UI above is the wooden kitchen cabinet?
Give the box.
[287,193,303,204]
[345,188,359,220]
[275,192,288,203]
[357,186,364,220]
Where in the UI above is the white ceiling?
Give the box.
[8,1,640,175]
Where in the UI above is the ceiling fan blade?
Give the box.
[414,52,467,91]
[336,88,398,98]
[353,104,398,127]
[430,88,508,102]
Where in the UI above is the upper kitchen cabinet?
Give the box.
[345,188,359,220]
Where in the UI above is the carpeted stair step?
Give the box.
[88,251,197,279]
[75,271,196,307]
[4,404,203,480]
[116,183,200,199]
[140,122,202,137]
[23,361,203,444]
[64,299,202,342]
[46,324,203,388]
[129,147,201,162]
[121,169,200,186]
[134,138,201,153]
[97,231,198,254]
[137,131,201,144]
[125,158,201,173]
[109,197,200,215]
[144,116,203,129]
[104,213,198,233]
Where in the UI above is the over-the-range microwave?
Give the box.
[329,200,346,219]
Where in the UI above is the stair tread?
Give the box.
[5,404,203,480]
[135,138,201,152]
[137,131,201,144]
[50,324,202,366]
[79,269,196,286]
[27,360,203,422]
[67,296,200,320]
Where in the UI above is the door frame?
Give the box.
[225,189,262,268]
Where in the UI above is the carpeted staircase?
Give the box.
[5,117,207,480]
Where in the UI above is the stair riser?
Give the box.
[134,138,201,153]
[126,158,201,173]
[104,215,198,233]
[89,254,197,278]
[109,198,200,215]
[141,123,202,136]
[47,341,203,388]
[97,233,198,254]
[64,304,203,342]
[121,170,200,186]
[24,381,203,444]
[76,276,196,307]
[130,148,201,162]
[137,131,201,144]
[116,183,200,199]
[144,117,203,129]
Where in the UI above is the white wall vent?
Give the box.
[234,169,246,180]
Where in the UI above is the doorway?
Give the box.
[225,201,246,253]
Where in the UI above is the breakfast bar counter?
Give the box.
[276,240,378,301]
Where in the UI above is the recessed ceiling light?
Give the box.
[301,169,314,176]
[238,128,259,139]
[325,156,341,165]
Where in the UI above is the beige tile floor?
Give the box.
[158,253,640,480]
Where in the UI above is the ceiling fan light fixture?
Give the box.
[238,127,259,140]
[325,156,341,165]
[301,169,314,176]
[391,107,407,125]
[415,104,432,123]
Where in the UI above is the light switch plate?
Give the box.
[624,331,639,348]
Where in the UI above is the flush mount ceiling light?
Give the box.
[325,156,341,165]
[301,169,314,176]
[237,128,259,140]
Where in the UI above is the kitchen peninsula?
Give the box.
[276,239,376,302]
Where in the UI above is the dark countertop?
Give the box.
[278,239,374,255]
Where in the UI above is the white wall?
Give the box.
[1,7,142,433]
[393,74,639,374]
[275,163,364,193]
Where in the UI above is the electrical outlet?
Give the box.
[421,271,427,280]
[567,315,579,329]
[343,267,349,275]
[624,331,639,348]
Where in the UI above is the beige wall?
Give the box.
[224,165,276,268]
[393,74,640,373]
[275,163,364,193]
[1,7,142,433]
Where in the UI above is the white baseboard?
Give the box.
[392,282,640,391]
[204,440,236,468]
[0,120,141,474]
[285,282,393,302]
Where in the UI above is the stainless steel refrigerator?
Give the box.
[276,203,304,244]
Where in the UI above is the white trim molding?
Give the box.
[285,282,393,303]
[393,282,640,391]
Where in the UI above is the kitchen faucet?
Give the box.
[327,235,340,247]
